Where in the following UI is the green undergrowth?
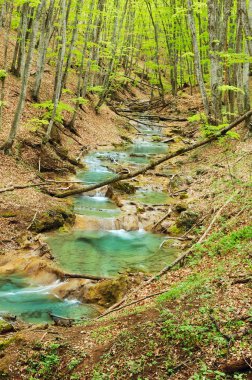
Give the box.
[89,224,252,379]
[8,223,251,380]
[188,225,252,267]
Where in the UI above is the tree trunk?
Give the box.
[45,0,67,141]
[32,0,55,101]
[1,0,46,153]
[187,0,210,118]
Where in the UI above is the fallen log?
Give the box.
[53,110,252,198]
[0,111,251,197]
[97,189,240,319]
[49,313,73,327]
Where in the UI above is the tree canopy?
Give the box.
[0,0,251,150]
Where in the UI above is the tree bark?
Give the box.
[1,0,46,153]
[187,0,210,118]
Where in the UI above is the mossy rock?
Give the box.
[0,320,14,334]
[174,203,187,213]
[85,275,130,307]
[107,181,136,196]
[31,206,75,233]
[177,210,199,230]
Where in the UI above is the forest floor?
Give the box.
[0,35,252,379]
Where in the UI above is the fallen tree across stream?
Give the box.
[0,110,251,197]
[53,110,252,198]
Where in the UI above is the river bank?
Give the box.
[0,91,251,378]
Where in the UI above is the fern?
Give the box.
[218,85,245,94]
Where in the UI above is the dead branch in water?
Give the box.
[97,189,240,319]
[0,111,251,196]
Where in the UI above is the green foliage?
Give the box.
[26,118,49,132]
[0,70,7,80]
[158,272,210,302]
[201,123,228,137]
[33,100,74,123]
[27,342,61,378]
[189,364,226,379]
[67,358,82,371]
[87,86,104,94]
[72,97,89,106]
[193,226,252,258]
[188,113,207,123]
[218,85,245,94]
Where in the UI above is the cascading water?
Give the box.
[0,113,177,323]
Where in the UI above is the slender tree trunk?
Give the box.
[32,0,55,101]
[1,0,46,153]
[45,0,67,141]
[0,1,13,131]
[61,0,84,91]
[187,0,210,118]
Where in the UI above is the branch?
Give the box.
[63,273,111,281]
[96,287,171,319]
[52,110,252,198]
[97,189,240,319]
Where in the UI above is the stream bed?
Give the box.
[0,120,178,323]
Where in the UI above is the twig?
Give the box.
[40,332,48,342]
[198,190,239,243]
[27,211,38,230]
[96,288,171,319]
[152,207,172,231]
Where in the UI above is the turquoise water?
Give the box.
[0,276,96,323]
[74,195,121,218]
[1,124,174,323]
[131,190,170,205]
[47,230,177,278]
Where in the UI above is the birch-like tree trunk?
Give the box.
[61,0,84,92]
[187,0,210,118]
[208,0,233,123]
[32,0,55,101]
[1,0,45,153]
[45,0,67,141]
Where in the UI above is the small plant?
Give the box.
[188,112,207,123]
[33,100,74,123]
[68,357,82,371]
[0,69,7,80]
[190,363,226,379]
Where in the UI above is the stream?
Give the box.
[0,118,178,323]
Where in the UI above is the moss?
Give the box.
[0,320,14,335]
[86,275,130,307]
[177,210,199,230]
[168,224,184,236]
[31,206,75,233]
[0,211,17,218]
[110,181,136,195]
